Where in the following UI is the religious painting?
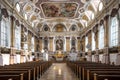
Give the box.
[41,2,78,17]
[71,37,76,49]
[56,39,63,50]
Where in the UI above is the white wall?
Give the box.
[92,55,95,62]
[16,54,21,63]
[99,54,103,63]
[109,53,117,65]
[2,54,10,66]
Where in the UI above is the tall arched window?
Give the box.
[85,36,88,52]
[109,16,118,47]
[92,32,95,50]
[23,31,28,50]
[15,25,21,50]
[31,37,34,52]
[0,17,10,47]
[16,3,20,12]
[98,2,103,11]
[98,25,104,49]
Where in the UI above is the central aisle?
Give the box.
[39,63,79,80]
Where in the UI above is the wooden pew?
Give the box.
[0,69,31,80]
[0,61,52,80]
[67,61,120,80]
[94,74,120,80]
[0,73,24,80]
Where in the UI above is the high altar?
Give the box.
[54,50,64,61]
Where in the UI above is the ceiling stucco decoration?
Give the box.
[5,0,107,31]
[41,2,79,17]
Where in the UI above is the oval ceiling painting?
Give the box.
[41,2,78,17]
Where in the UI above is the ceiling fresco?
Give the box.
[41,2,78,17]
[6,0,109,31]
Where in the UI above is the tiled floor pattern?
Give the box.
[39,63,79,80]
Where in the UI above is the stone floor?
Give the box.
[39,63,79,80]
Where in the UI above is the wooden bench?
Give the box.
[67,61,120,80]
[0,69,31,80]
[94,74,120,80]
[0,73,24,80]
[0,61,52,80]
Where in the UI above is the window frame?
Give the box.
[109,15,119,47]
[98,24,104,49]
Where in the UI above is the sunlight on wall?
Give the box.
[16,54,21,63]
[99,54,103,62]
[2,54,10,65]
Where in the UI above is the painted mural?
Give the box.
[41,2,78,17]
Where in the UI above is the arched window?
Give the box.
[15,25,21,50]
[109,16,118,47]
[16,3,20,12]
[91,12,94,20]
[23,31,28,50]
[85,36,88,52]
[92,32,95,50]
[24,13,27,20]
[98,2,103,11]
[31,37,34,52]
[98,25,104,49]
[32,23,34,27]
[0,17,10,47]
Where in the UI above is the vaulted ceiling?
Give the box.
[7,0,108,32]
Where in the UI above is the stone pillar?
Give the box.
[104,15,110,64]
[94,24,99,49]
[28,31,32,52]
[66,37,70,52]
[93,25,99,62]
[88,31,92,61]
[10,15,16,64]
[49,37,53,52]
[104,15,109,47]
[81,36,86,60]
[10,16,15,48]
